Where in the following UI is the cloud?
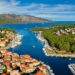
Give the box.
[0,0,75,21]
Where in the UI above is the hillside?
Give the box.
[0,14,51,24]
[32,24,75,54]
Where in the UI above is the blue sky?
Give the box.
[0,0,75,21]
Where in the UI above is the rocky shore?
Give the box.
[0,28,23,49]
[6,34,23,49]
[36,31,52,56]
[37,31,75,58]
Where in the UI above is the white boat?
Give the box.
[68,64,75,75]
[32,45,36,48]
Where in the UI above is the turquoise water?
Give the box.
[0,21,75,75]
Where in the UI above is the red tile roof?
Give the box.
[23,54,31,59]
[35,71,45,75]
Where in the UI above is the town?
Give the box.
[55,28,75,36]
[0,28,16,48]
[0,28,55,75]
[0,28,21,49]
[0,48,54,75]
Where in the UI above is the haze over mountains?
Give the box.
[0,14,51,24]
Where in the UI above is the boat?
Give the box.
[68,64,75,75]
[32,45,36,48]
[69,58,72,60]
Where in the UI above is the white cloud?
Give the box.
[0,0,75,21]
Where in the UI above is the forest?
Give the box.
[32,24,75,53]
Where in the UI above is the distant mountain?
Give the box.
[0,14,51,24]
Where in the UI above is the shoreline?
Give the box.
[36,31,53,56]
[37,31,75,58]
[6,34,23,49]
[40,61,55,75]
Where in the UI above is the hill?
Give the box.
[0,14,51,24]
[32,24,75,54]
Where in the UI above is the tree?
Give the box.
[71,43,75,53]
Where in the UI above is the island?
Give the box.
[32,24,75,58]
[0,14,51,24]
[0,28,22,49]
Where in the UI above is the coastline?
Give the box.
[40,61,55,75]
[36,31,52,56]
[37,31,75,58]
[0,48,55,75]
[6,34,23,49]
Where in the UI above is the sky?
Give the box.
[0,0,75,21]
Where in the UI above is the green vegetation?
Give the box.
[0,63,7,73]
[0,28,16,39]
[0,18,17,24]
[0,28,16,34]
[0,14,50,24]
[53,24,75,29]
[0,33,5,38]
[32,24,75,53]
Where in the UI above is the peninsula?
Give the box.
[32,24,75,58]
[0,28,22,49]
[0,48,54,75]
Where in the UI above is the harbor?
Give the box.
[0,23,75,75]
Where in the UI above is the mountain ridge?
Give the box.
[0,14,51,24]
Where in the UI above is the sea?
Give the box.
[0,21,75,75]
